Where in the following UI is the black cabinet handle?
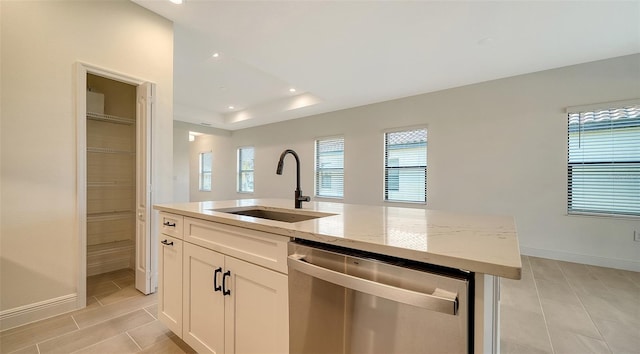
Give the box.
[222,270,231,296]
[214,267,223,292]
[161,239,173,246]
[163,221,176,227]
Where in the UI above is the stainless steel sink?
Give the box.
[211,206,335,223]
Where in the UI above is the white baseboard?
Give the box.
[0,293,78,332]
[520,246,640,272]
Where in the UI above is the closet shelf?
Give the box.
[87,147,135,155]
[87,112,135,125]
[88,182,134,188]
[87,239,134,255]
[87,211,134,222]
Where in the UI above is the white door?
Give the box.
[135,82,154,294]
[183,243,225,354]
[225,256,289,354]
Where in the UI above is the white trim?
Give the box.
[75,62,88,310]
[198,151,213,192]
[0,294,78,331]
[566,98,640,113]
[314,137,345,199]
[565,98,640,220]
[382,127,428,204]
[565,212,639,221]
[75,61,155,311]
[521,246,640,272]
[236,146,255,193]
[77,62,146,86]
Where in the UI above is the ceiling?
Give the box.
[132,0,640,131]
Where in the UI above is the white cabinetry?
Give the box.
[160,212,184,239]
[224,255,288,354]
[158,212,184,336]
[158,234,183,335]
[182,242,225,353]
[158,214,289,354]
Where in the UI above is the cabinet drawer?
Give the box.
[159,212,184,239]
[184,217,289,274]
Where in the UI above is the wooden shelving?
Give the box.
[87,211,134,222]
[87,147,135,155]
[87,112,135,125]
[86,104,136,276]
[87,239,135,276]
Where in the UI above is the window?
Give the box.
[315,137,344,198]
[387,158,400,191]
[199,151,212,191]
[567,102,640,216]
[384,128,427,203]
[238,147,254,193]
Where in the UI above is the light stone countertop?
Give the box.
[154,199,522,279]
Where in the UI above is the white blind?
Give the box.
[315,138,344,198]
[238,147,254,193]
[199,152,212,191]
[384,129,427,203]
[567,103,640,216]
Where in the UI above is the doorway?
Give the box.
[76,63,155,309]
[85,74,136,280]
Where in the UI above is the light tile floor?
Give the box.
[501,256,640,354]
[1,256,638,354]
[0,269,195,354]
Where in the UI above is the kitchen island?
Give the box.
[154,199,521,353]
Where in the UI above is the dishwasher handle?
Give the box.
[288,254,459,316]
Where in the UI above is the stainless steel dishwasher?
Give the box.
[288,240,473,354]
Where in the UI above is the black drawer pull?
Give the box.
[222,270,231,296]
[163,221,176,227]
[214,267,223,292]
[161,239,173,246]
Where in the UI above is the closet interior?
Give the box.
[86,74,137,277]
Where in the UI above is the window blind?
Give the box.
[199,152,212,191]
[238,147,254,193]
[384,129,427,203]
[567,103,640,216]
[315,138,344,198]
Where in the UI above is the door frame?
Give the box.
[74,62,155,308]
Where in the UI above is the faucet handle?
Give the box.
[294,190,310,209]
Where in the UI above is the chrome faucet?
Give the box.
[276,149,310,209]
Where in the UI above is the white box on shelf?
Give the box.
[87,90,104,114]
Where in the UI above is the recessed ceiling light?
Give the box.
[169,0,183,4]
[228,106,235,110]
[212,53,220,58]
[289,88,296,93]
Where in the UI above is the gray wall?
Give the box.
[173,122,194,202]
[184,54,640,271]
[174,121,234,202]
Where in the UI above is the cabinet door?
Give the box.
[225,256,289,354]
[158,235,182,336]
[183,243,225,354]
